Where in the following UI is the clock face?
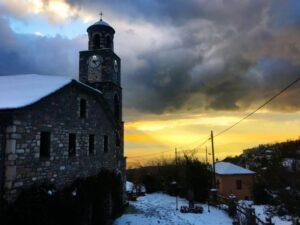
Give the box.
[114,59,118,73]
[88,55,102,68]
[87,55,102,82]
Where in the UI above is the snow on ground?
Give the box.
[252,205,292,225]
[239,200,292,225]
[114,193,233,225]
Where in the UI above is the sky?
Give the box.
[0,0,299,167]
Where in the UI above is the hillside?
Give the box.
[224,138,300,216]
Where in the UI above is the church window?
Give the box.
[114,94,120,121]
[40,132,51,158]
[106,35,112,48]
[104,135,108,153]
[80,99,87,118]
[89,134,95,155]
[116,132,121,147]
[69,133,76,157]
[93,34,100,49]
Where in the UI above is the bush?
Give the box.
[127,155,212,202]
[0,169,124,225]
[253,183,273,205]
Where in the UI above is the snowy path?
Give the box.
[114,193,233,225]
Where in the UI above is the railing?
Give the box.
[236,204,268,225]
[214,195,272,225]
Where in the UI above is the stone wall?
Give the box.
[1,83,125,200]
[0,123,7,194]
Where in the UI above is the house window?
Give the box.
[216,179,220,189]
[80,99,87,118]
[89,134,95,155]
[69,133,76,157]
[236,180,242,190]
[40,132,51,158]
[104,135,108,153]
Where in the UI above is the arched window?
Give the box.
[114,94,120,121]
[106,35,112,48]
[93,34,100,49]
[115,132,121,147]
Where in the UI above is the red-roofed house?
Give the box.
[215,162,255,200]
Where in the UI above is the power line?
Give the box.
[127,75,300,160]
[126,149,174,159]
[192,137,211,150]
[214,75,300,138]
[180,137,210,154]
[127,135,210,159]
[177,135,210,150]
[127,136,210,159]
[172,75,300,156]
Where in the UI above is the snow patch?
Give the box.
[252,205,292,225]
[114,193,233,225]
[126,181,135,193]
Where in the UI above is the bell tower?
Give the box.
[79,15,122,123]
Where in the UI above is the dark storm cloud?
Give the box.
[66,0,267,28]
[117,0,300,113]
[1,0,300,114]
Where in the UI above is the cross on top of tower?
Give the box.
[99,11,103,21]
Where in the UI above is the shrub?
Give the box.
[127,154,212,202]
[253,183,273,205]
[0,169,124,225]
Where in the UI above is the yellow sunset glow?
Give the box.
[126,115,247,131]
[125,111,300,167]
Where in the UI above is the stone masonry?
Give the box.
[0,83,125,200]
[0,18,126,201]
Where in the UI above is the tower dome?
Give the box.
[87,19,115,34]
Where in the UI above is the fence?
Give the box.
[213,194,273,225]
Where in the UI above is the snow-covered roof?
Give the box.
[0,74,100,110]
[215,162,255,175]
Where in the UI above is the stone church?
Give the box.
[0,18,125,200]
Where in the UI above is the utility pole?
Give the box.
[205,146,208,164]
[211,130,216,187]
[175,148,178,165]
[175,147,178,210]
